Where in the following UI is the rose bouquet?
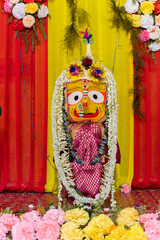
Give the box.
[124,0,160,52]
[3,0,49,52]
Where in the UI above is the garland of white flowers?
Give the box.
[51,64,117,208]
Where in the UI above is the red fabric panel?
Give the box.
[0,2,47,192]
[133,52,160,189]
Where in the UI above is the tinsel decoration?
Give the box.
[110,0,147,118]
[62,0,90,55]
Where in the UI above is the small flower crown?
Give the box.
[65,60,106,82]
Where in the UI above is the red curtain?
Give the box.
[0,2,48,192]
[133,52,160,189]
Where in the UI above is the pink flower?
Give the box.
[0,214,20,230]
[12,221,36,240]
[140,213,158,224]
[0,222,8,239]
[20,210,40,223]
[121,184,131,193]
[35,219,60,240]
[138,30,150,42]
[143,219,160,240]
[4,0,12,14]
[43,209,65,225]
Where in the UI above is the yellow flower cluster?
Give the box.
[65,62,84,81]
[87,63,106,82]
[83,214,114,240]
[61,222,84,240]
[140,1,154,14]
[105,224,147,240]
[64,208,89,227]
[116,207,139,227]
[25,3,38,14]
[127,14,141,28]
[60,207,147,240]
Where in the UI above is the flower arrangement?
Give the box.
[65,62,85,81]
[0,205,154,239]
[87,63,106,82]
[3,0,49,52]
[124,0,160,52]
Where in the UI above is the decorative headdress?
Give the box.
[52,29,118,208]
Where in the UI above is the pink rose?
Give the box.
[138,30,150,42]
[4,0,12,14]
[121,184,131,193]
[22,15,35,28]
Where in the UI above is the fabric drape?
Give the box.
[133,52,160,189]
[0,1,48,192]
[46,0,134,192]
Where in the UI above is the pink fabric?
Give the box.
[72,123,103,197]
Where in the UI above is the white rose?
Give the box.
[141,14,154,29]
[148,41,160,51]
[124,0,139,14]
[138,0,145,3]
[147,26,160,40]
[37,4,49,18]
[12,3,26,19]
[9,0,20,3]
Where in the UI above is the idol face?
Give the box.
[66,80,107,122]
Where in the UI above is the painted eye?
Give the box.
[88,91,104,104]
[68,91,83,105]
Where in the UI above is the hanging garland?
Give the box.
[110,0,159,118]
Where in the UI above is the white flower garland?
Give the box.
[51,64,118,207]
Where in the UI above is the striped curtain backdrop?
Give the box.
[3,0,160,193]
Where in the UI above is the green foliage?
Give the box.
[62,0,90,55]
[0,207,13,216]
[110,0,148,118]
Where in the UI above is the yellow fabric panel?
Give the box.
[46,0,134,192]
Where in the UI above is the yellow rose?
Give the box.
[65,208,89,227]
[140,1,154,14]
[25,3,38,14]
[61,222,84,240]
[83,214,114,240]
[116,207,139,227]
[126,225,147,240]
[128,14,141,28]
[105,225,128,240]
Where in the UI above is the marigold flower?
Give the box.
[65,208,89,227]
[25,3,38,14]
[83,214,114,240]
[105,225,128,240]
[116,207,139,227]
[61,222,84,240]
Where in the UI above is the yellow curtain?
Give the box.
[45,0,134,192]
